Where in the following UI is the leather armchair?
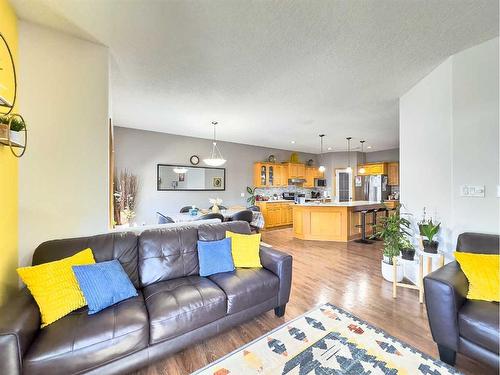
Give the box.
[424,232,499,370]
[0,288,40,375]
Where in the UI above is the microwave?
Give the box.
[314,178,327,187]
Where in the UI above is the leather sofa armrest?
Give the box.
[0,288,40,375]
[423,261,468,351]
[259,246,293,306]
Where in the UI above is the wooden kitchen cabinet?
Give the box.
[253,163,287,187]
[357,162,387,176]
[304,166,324,187]
[285,163,305,179]
[256,202,294,228]
[387,162,399,186]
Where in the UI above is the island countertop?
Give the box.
[292,201,386,242]
[294,200,382,207]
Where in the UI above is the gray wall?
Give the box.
[114,127,317,224]
[365,148,399,163]
[400,38,499,254]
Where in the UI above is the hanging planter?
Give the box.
[0,114,27,157]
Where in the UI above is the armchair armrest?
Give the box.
[260,246,293,307]
[0,288,40,375]
[423,261,468,351]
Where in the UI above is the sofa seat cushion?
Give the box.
[459,300,499,354]
[208,269,279,314]
[23,292,148,375]
[143,276,227,344]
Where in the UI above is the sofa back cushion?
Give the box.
[197,221,251,241]
[457,232,499,255]
[32,232,140,288]
[138,226,199,287]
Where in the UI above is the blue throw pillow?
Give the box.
[197,238,235,277]
[72,260,138,314]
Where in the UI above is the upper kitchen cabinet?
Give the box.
[285,162,305,179]
[387,162,399,186]
[253,162,287,187]
[357,162,388,176]
[304,166,323,187]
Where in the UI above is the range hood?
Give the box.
[288,178,306,185]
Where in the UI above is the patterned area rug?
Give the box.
[193,303,460,375]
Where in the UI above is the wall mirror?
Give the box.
[157,164,226,191]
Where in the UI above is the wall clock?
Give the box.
[0,32,17,115]
[190,155,200,165]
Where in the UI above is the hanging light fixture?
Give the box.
[358,140,366,174]
[346,137,352,172]
[203,121,226,166]
[318,134,326,173]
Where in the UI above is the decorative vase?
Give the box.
[423,240,439,254]
[212,204,220,213]
[381,260,404,282]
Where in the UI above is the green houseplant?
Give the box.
[246,186,256,206]
[0,114,26,146]
[399,236,415,261]
[420,220,440,253]
[376,204,411,282]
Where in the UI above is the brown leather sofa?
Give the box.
[424,232,499,371]
[0,221,293,375]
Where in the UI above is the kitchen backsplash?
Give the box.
[255,186,329,198]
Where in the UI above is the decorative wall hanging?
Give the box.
[0,31,27,157]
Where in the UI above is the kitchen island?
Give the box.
[293,201,385,242]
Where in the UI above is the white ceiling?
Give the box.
[11,0,499,153]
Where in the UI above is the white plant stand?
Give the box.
[392,251,444,303]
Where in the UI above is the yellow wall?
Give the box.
[0,0,18,306]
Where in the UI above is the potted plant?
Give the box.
[376,204,411,282]
[420,220,440,253]
[0,114,25,146]
[400,237,415,261]
[246,186,256,206]
[113,169,138,227]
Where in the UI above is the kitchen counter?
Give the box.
[295,200,381,207]
[292,201,385,242]
[256,199,294,203]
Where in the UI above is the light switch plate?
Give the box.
[240,192,245,197]
[460,185,485,197]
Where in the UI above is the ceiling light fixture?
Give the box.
[327,147,332,151]
[291,140,296,144]
[367,145,372,149]
[318,134,326,173]
[173,167,188,174]
[358,140,366,174]
[346,137,352,173]
[203,121,226,167]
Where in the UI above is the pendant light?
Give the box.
[203,121,226,166]
[358,140,366,174]
[318,134,326,173]
[346,137,352,172]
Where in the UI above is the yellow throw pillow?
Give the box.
[226,231,262,268]
[454,252,500,302]
[17,248,96,327]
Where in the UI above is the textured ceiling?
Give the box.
[11,0,499,153]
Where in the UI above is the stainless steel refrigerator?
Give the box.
[354,174,389,202]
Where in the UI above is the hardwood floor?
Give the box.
[135,228,494,375]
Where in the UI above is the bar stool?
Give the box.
[370,208,384,241]
[354,209,374,244]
